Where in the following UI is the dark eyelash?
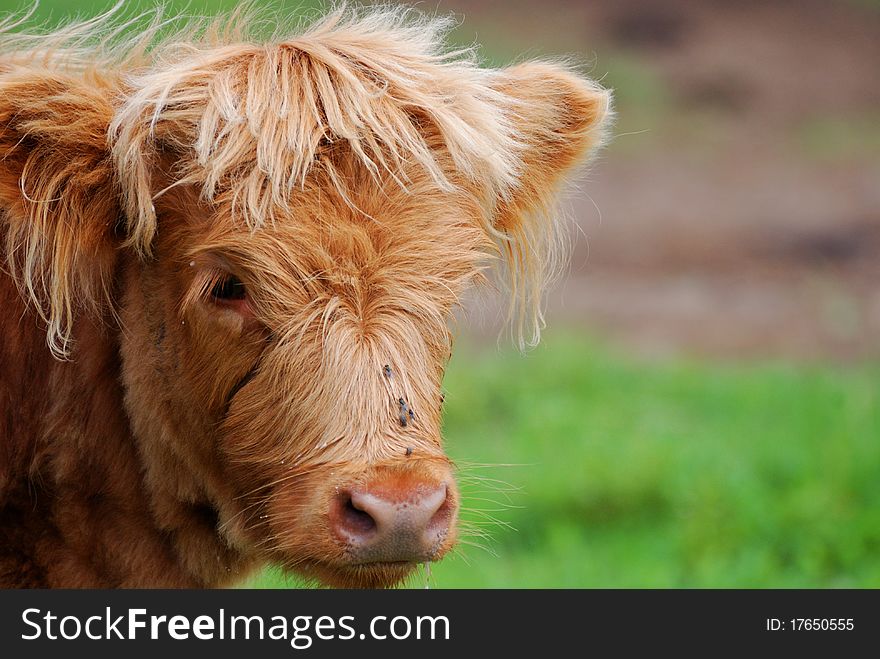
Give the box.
[210,274,247,301]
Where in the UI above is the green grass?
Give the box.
[248,332,880,588]
[0,0,329,31]
[793,113,880,163]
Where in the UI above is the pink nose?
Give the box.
[331,482,452,563]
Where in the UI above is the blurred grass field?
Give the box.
[248,331,880,588]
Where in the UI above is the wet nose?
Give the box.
[332,481,452,563]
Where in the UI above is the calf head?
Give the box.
[2,9,609,587]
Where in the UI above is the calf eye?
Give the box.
[210,274,246,302]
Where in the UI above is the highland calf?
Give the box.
[0,6,610,587]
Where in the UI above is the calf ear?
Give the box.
[0,68,120,358]
[489,62,611,347]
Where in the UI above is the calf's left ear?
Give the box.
[488,62,612,347]
[496,62,611,211]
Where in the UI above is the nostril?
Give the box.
[426,485,452,533]
[336,493,377,538]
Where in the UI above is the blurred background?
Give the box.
[6,0,879,587]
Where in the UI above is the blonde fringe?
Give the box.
[1,2,610,356]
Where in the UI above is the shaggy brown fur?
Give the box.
[0,5,610,587]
